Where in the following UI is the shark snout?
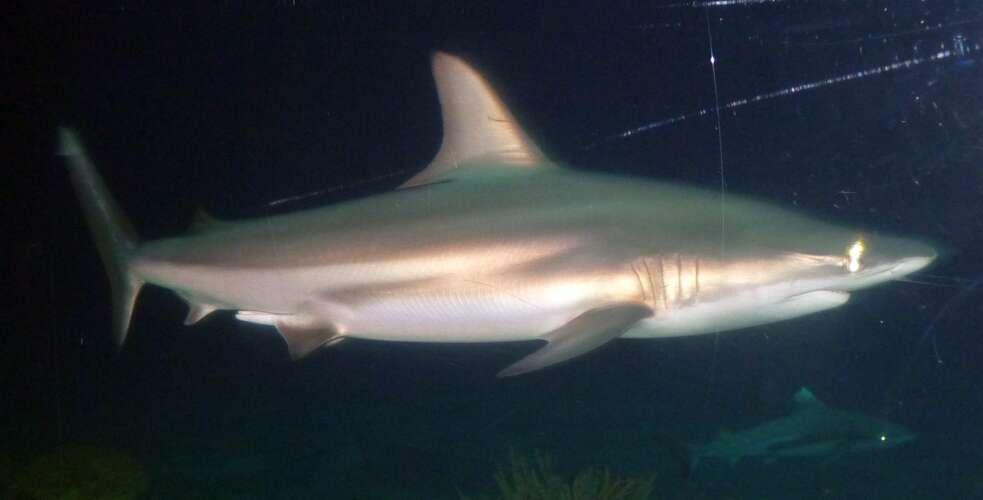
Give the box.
[863,236,937,285]
[889,254,936,277]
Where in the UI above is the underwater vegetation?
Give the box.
[3,445,147,500]
[1,451,13,491]
[460,451,654,500]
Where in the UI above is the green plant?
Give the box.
[5,445,147,500]
[462,451,654,500]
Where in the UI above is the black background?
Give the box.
[7,1,983,498]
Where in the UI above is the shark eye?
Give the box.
[845,240,865,273]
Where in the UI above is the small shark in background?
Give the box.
[691,387,915,468]
[59,52,935,376]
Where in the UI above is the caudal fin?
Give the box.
[58,127,144,349]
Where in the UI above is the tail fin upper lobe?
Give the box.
[58,127,144,349]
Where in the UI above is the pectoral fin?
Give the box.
[497,303,652,377]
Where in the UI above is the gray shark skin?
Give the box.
[59,52,936,376]
[694,387,915,467]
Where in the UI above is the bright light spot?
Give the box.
[880,435,887,442]
[847,240,865,273]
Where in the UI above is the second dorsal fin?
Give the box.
[190,207,228,233]
[792,387,827,410]
[400,52,547,188]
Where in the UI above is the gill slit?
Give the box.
[630,262,650,307]
[676,253,683,304]
[658,255,669,310]
[695,258,702,300]
[643,257,658,310]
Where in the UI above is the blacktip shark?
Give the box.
[59,52,936,377]
[690,387,915,468]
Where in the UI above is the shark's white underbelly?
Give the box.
[138,253,851,343]
[336,270,641,342]
[135,258,643,343]
[342,295,571,342]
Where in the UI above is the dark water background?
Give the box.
[7,1,983,498]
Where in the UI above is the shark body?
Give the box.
[694,387,915,467]
[60,52,935,376]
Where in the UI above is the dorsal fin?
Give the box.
[190,207,227,232]
[400,52,547,188]
[792,387,827,410]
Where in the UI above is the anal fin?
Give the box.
[235,311,344,359]
[274,319,343,360]
[184,302,218,325]
[497,303,651,377]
